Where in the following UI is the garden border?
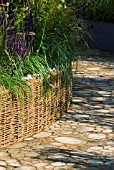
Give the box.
[0,70,72,148]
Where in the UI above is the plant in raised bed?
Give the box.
[0,0,86,147]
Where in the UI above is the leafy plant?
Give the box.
[68,0,114,22]
[0,0,86,101]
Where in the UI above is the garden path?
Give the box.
[0,52,114,170]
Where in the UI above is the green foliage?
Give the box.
[87,0,114,22]
[0,0,86,101]
[69,0,114,22]
[0,73,31,102]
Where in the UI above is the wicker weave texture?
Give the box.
[0,71,72,148]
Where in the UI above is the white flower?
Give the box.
[53,68,56,71]
[22,77,28,80]
[37,74,42,76]
[27,75,33,79]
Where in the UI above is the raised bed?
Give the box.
[0,70,72,148]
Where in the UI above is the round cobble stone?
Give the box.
[51,162,66,166]
[55,137,82,144]
[34,163,48,167]
[76,127,94,132]
[8,142,27,149]
[15,166,36,170]
[88,133,106,139]
[0,161,7,166]
[45,165,54,169]
[0,167,6,170]
[0,152,9,157]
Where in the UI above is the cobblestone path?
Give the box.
[0,53,114,170]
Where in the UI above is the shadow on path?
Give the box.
[30,147,114,170]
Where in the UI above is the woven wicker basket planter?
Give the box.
[0,70,72,148]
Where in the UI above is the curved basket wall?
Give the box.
[0,70,72,148]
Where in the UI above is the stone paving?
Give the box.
[0,53,114,170]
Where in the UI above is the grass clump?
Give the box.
[0,0,86,101]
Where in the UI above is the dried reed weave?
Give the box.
[0,70,72,148]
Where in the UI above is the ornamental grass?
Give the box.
[0,0,87,147]
[0,0,85,99]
